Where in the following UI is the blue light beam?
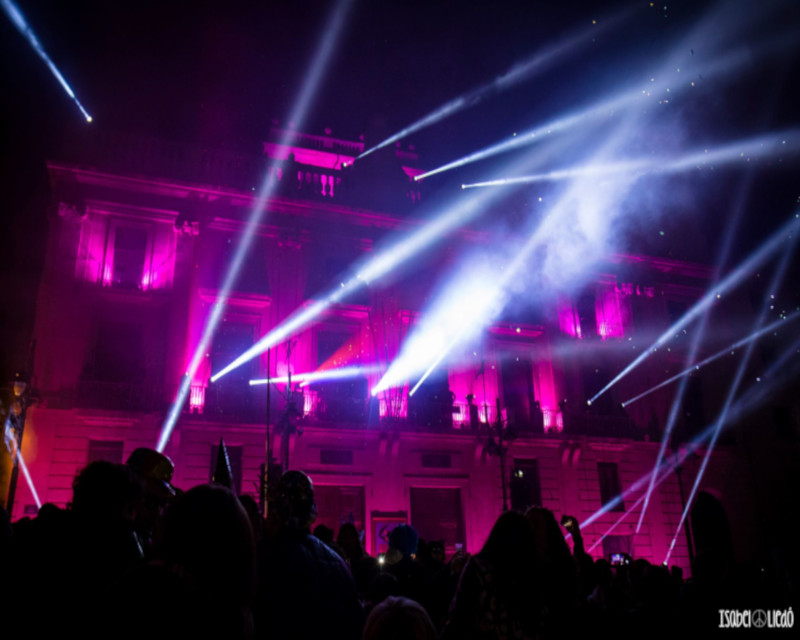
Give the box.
[157,0,356,452]
[1,0,93,122]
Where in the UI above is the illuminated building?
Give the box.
[10,127,795,574]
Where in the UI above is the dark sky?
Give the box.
[0,0,798,376]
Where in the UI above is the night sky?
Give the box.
[1,0,799,378]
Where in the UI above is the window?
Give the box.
[510,459,542,511]
[314,485,365,534]
[501,353,535,426]
[577,289,597,338]
[87,440,124,464]
[598,462,624,512]
[407,366,452,429]
[209,444,243,495]
[205,321,257,420]
[111,226,148,289]
[410,488,464,550]
[315,328,368,423]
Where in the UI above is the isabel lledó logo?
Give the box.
[718,607,793,629]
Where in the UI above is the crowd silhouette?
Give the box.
[0,448,795,639]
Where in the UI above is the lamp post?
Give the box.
[485,398,511,512]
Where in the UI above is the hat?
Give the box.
[126,448,177,499]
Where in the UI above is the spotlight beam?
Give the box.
[589,215,800,405]
[212,131,578,384]
[4,416,42,509]
[581,334,800,535]
[634,172,755,537]
[461,129,800,189]
[248,364,380,387]
[589,482,660,554]
[357,7,634,160]
[408,333,462,396]
[665,237,798,564]
[417,29,799,182]
[383,5,788,396]
[1,0,93,122]
[622,311,800,408]
[158,0,355,452]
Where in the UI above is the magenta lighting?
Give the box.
[373,260,504,396]
[665,238,798,565]
[157,0,356,453]
[622,311,800,409]
[4,417,41,509]
[211,134,570,385]
[356,7,633,161]
[1,0,92,122]
[462,130,800,189]
[589,214,800,406]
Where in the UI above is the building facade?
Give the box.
[7,128,785,575]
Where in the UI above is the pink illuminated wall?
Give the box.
[595,284,625,339]
[533,351,562,433]
[558,299,582,338]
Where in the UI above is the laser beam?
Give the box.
[417,27,799,182]
[581,340,800,534]
[158,0,355,452]
[633,170,756,537]
[1,0,93,122]
[212,131,578,384]
[461,129,800,189]
[248,364,380,387]
[622,311,800,408]
[357,7,634,160]
[589,214,800,405]
[665,236,798,565]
